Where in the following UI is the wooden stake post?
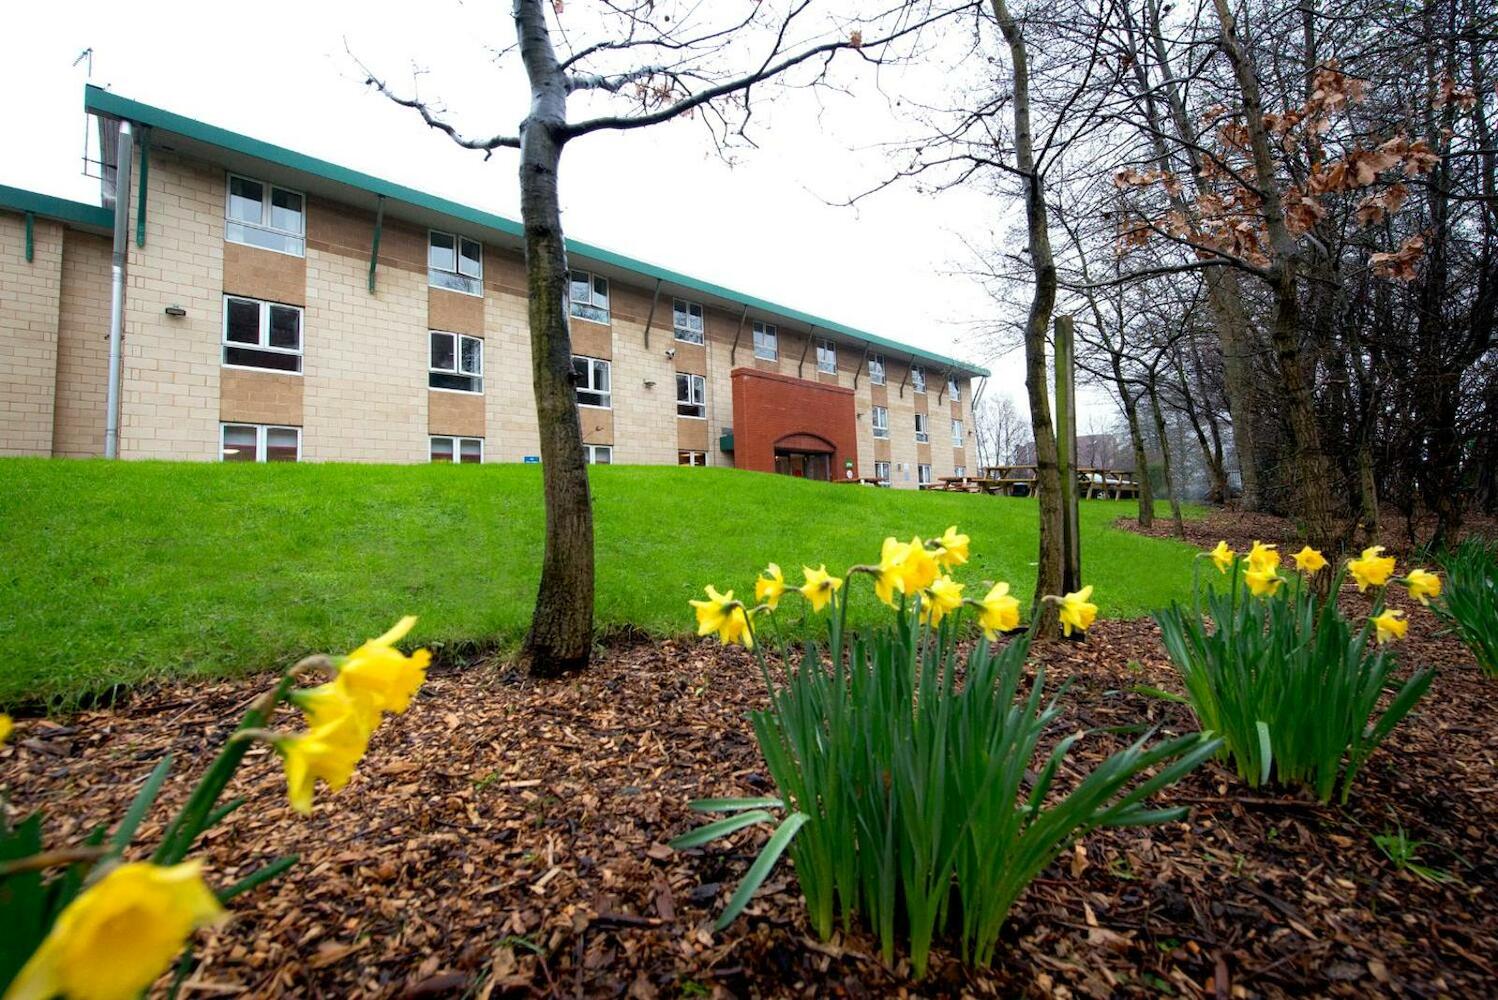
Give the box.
[1054,315,1082,594]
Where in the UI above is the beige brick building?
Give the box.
[0,87,987,487]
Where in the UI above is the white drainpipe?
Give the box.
[105,120,134,459]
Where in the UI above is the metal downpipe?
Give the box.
[105,120,134,459]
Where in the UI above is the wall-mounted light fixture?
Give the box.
[164,305,187,317]
[643,379,657,389]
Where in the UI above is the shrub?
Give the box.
[1154,542,1434,804]
[1434,538,1498,678]
[674,531,1218,978]
[0,617,428,999]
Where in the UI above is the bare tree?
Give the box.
[361,0,969,676]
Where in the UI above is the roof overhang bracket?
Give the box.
[134,127,150,248]
[367,195,384,294]
[23,212,34,262]
[897,358,910,399]
[853,341,871,389]
[936,367,952,405]
[797,325,816,379]
[729,304,749,365]
[642,278,662,349]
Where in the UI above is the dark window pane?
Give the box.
[429,232,455,272]
[460,337,482,375]
[458,238,482,278]
[227,177,263,224]
[266,428,299,462]
[570,271,591,304]
[225,346,301,372]
[430,437,455,462]
[430,332,456,371]
[225,299,260,344]
[459,439,482,463]
[429,371,481,392]
[269,188,303,233]
[268,306,300,350]
[222,424,258,461]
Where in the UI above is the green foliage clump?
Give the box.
[1435,538,1498,678]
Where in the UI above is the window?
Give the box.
[875,460,892,486]
[222,296,302,373]
[816,338,837,374]
[911,365,927,394]
[918,464,933,485]
[678,450,707,466]
[225,174,304,255]
[947,377,962,402]
[429,332,483,393]
[753,321,778,361]
[872,405,889,439]
[430,436,483,463]
[573,355,612,408]
[676,373,706,418]
[915,413,930,443]
[429,231,483,295]
[954,465,967,477]
[673,299,705,344]
[569,270,610,323]
[952,419,964,446]
[869,353,886,386]
[584,444,613,464]
[220,423,300,462]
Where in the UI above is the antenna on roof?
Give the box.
[73,47,94,79]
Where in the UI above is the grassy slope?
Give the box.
[0,459,1200,706]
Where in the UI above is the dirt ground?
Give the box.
[3,522,1494,998]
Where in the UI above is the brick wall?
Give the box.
[0,213,63,455]
[53,230,112,456]
[730,368,859,479]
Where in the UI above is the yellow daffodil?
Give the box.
[1057,585,1098,637]
[1404,568,1441,606]
[1208,540,1235,575]
[899,536,940,593]
[336,616,430,716]
[934,526,970,569]
[919,576,965,627]
[277,712,372,815]
[718,605,754,649]
[689,586,754,649]
[1292,546,1328,574]
[977,581,1021,639]
[0,713,11,745]
[1246,541,1280,574]
[799,565,844,613]
[873,537,913,606]
[5,861,223,1000]
[1348,545,1397,591]
[754,563,787,610]
[289,681,380,737]
[1245,566,1285,597]
[1371,608,1408,644]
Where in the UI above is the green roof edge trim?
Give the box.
[84,85,989,377]
[0,184,113,231]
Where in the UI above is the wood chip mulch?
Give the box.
[3,598,1494,997]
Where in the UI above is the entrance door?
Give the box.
[774,450,831,480]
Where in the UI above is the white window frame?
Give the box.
[584,444,613,464]
[429,436,484,463]
[954,465,967,477]
[918,463,933,485]
[816,337,837,374]
[428,230,484,296]
[753,321,779,361]
[947,377,962,402]
[874,460,892,486]
[569,269,611,324]
[911,365,927,394]
[915,413,930,444]
[678,450,707,466]
[952,419,964,446]
[224,173,305,256]
[219,422,301,463]
[872,405,889,439]
[869,353,886,386]
[676,372,706,419]
[573,355,612,409]
[222,295,303,374]
[673,299,705,344]
[429,331,484,394]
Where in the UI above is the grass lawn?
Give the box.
[0,459,1202,707]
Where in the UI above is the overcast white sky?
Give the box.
[3,0,1115,424]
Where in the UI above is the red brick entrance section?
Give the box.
[730,367,860,479]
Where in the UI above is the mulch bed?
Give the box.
[4,542,1495,996]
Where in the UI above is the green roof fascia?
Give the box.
[0,184,112,231]
[84,85,989,377]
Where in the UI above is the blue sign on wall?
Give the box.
[523,455,541,464]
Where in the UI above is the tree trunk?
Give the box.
[1113,361,1155,527]
[515,0,594,677]
[1146,373,1185,538]
[994,0,1064,636]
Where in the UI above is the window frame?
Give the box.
[816,337,837,374]
[874,460,892,486]
[947,377,962,402]
[871,405,890,439]
[954,465,967,478]
[224,173,306,257]
[573,355,612,409]
[869,353,886,386]
[219,422,301,463]
[429,435,484,463]
[569,269,611,324]
[911,364,927,394]
[752,321,779,361]
[918,463,933,485]
[676,372,707,419]
[428,331,484,394]
[952,419,964,446]
[427,230,484,296]
[221,295,304,374]
[915,412,930,444]
[673,298,705,345]
[678,450,707,467]
[584,444,613,465]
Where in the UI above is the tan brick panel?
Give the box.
[0,213,62,456]
[52,230,112,456]
[428,390,485,437]
[220,369,304,426]
[223,241,307,306]
[429,287,484,336]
